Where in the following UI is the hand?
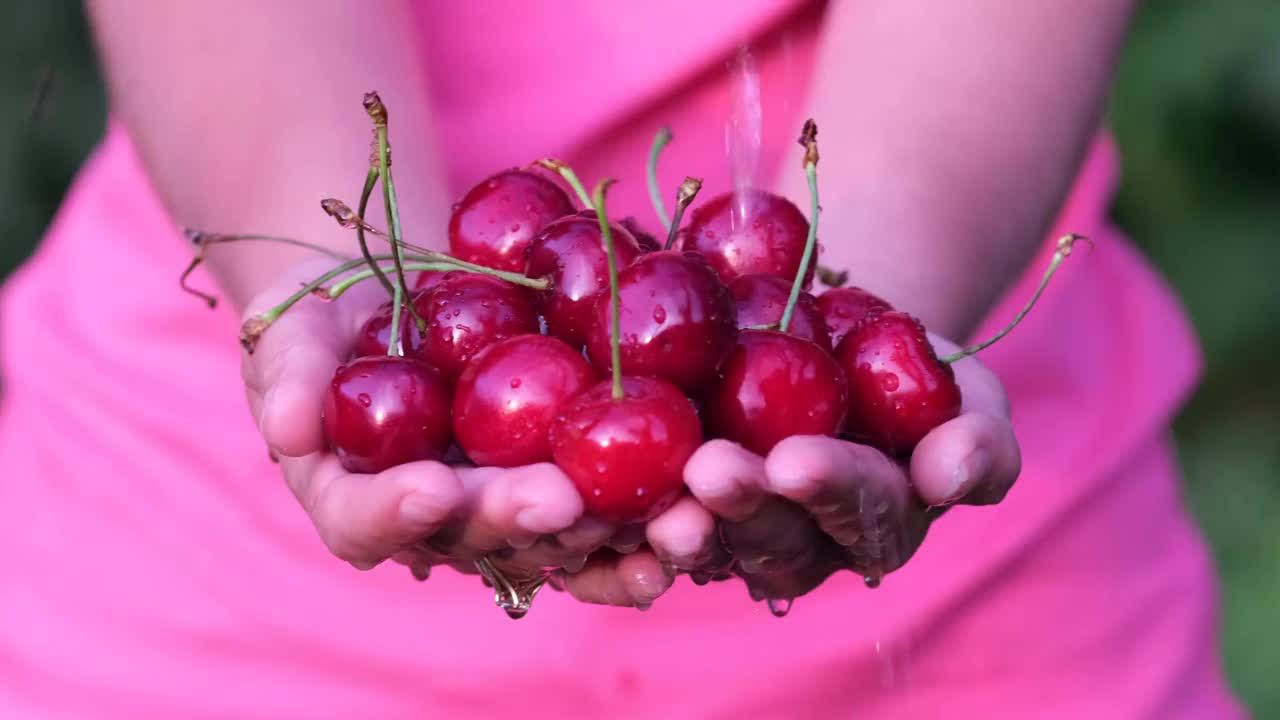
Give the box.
[239,257,720,608]
[680,332,1021,600]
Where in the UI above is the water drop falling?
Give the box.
[725,45,762,234]
[864,574,882,589]
[766,597,794,617]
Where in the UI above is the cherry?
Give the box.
[351,291,428,358]
[321,355,453,474]
[705,330,848,455]
[452,334,595,467]
[678,189,814,288]
[524,214,642,348]
[448,169,576,273]
[620,217,661,253]
[413,269,448,291]
[834,311,961,455]
[549,376,702,523]
[584,250,738,393]
[729,273,830,351]
[817,286,893,349]
[422,271,540,380]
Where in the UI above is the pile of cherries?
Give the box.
[234,95,1080,533]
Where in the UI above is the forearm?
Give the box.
[784,0,1137,340]
[85,0,451,311]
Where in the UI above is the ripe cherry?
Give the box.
[584,250,737,393]
[422,271,540,380]
[351,291,428,359]
[705,330,848,455]
[729,273,830,351]
[322,356,453,474]
[549,376,702,523]
[678,189,814,288]
[817,286,893,349]
[452,334,595,467]
[834,311,961,455]
[524,214,642,348]
[448,169,576,273]
[413,269,448,291]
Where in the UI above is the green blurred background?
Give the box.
[2,1,1277,714]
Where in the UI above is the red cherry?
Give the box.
[321,356,453,474]
[817,286,893,349]
[619,216,662,253]
[834,311,961,455]
[549,376,702,523]
[584,250,737,393]
[423,271,540,380]
[705,330,847,455]
[448,169,576,272]
[728,273,831,351]
[413,269,448,291]
[678,189,814,288]
[452,334,595,467]
[525,214,642,348]
[351,291,428,359]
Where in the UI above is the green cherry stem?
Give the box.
[179,230,348,308]
[663,176,703,250]
[592,178,624,400]
[647,127,673,230]
[780,119,820,334]
[386,280,405,357]
[354,168,396,298]
[323,261,485,300]
[938,233,1091,364]
[366,91,427,338]
[533,159,592,208]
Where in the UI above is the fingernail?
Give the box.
[399,492,447,527]
[947,449,991,503]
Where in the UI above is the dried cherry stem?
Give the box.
[353,168,397,298]
[646,127,673,230]
[532,158,592,207]
[816,265,848,288]
[592,178,625,400]
[320,197,546,289]
[663,176,703,250]
[938,233,1092,364]
[238,253,446,353]
[780,119,820,334]
[180,229,347,308]
[366,92,427,338]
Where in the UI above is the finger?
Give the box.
[562,548,675,608]
[683,440,769,522]
[910,411,1021,506]
[721,497,832,577]
[485,515,616,572]
[390,547,446,581]
[283,456,464,569]
[645,496,728,572]
[764,435,910,548]
[440,464,584,559]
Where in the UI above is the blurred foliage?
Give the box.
[0,0,1277,715]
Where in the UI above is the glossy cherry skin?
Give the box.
[834,311,962,456]
[678,189,814,288]
[728,273,831,352]
[585,251,738,393]
[448,169,576,272]
[452,334,595,467]
[413,269,449,291]
[817,286,893,349]
[620,216,662,253]
[525,215,642,349]
[705,330,848,455]
[549,376,703,523]
[321,356,453,474]
[351,290,428,359]
[422,271,540,380]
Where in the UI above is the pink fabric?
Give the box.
[0,2,1245,717]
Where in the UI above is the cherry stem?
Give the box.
[816,264,848,288]
[386,281,405,357]
[323,260,476,300]
[180,230,347,308]
[592,178,624,401]
[353,168,396,297]
[533,159,592,207]
[646,127,673,230]
[663,176,703,250]
[319,198,547,289]
[938,233,1092,364]
[780,119,820,334]
[367,91,428,339]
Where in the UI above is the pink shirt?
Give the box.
[0,2,1245,717]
